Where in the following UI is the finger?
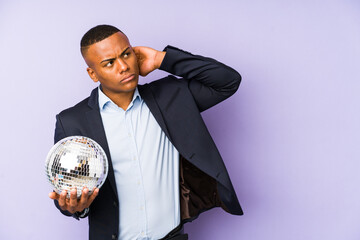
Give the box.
[78,187,89,209]
[85,188,99,208]
[132,46,139,52]
[68,188,78,213]
[48,191,59,200]
[132,47,139,55]
[133,47,143,60]
[58,190,67,209]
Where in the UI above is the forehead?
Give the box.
[86,32,130,60]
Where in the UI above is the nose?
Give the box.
[117,59,129,73]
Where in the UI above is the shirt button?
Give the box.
[111,234,117,239]
[113,201,118,207]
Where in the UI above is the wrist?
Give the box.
[76,207,89,218]
[155,51,166,69]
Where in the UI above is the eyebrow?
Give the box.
[100,47,130,64]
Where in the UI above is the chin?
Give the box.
[120,82,138,93]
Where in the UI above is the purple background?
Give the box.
[1,0,359,239]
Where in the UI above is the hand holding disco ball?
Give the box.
[46,136,108,213]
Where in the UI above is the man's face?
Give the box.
[83,32,139,96]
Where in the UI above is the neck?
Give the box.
[102,88,135,110]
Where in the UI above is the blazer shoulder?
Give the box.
[57,97,91,119]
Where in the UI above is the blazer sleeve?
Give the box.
[159,45,241,112]
[54,114,66,143]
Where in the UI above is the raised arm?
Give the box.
[133,45,241,112]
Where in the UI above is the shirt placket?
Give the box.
[124,106,148,239]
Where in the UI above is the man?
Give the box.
[49,25,243,240]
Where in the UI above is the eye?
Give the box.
[124,52,131,58]
[105,60,114,67]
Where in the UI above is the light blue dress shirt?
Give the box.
[98,87,180,240]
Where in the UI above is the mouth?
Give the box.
[120,74,135,83]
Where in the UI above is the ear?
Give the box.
[87,67,98,83]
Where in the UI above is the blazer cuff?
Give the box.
[159,45,193,74]
[73,208,89,219]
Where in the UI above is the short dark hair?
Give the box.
[80,24,123,55]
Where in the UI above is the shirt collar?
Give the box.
[98,86,141,111]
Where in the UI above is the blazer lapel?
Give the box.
[86,88,118,199]
[138,84,171,141]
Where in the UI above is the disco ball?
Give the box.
[45,136,108,198]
